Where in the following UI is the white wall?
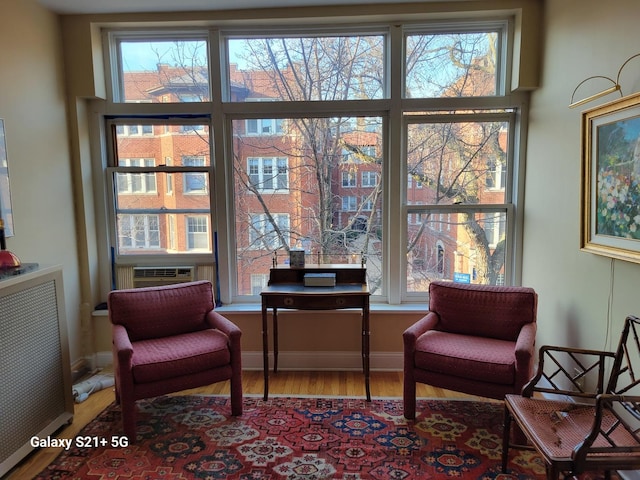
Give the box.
[525,0,640,351]
[0,1,83,364]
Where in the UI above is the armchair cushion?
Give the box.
[131,329,231,384]
[415,331,517,385]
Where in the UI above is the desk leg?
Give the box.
[262,302,269,401]
[363,301,371,402]
[273,307,279,373]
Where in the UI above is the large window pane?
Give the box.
[406,118,508,205]
[117,38,210,103]
[227,35,385,101]
[406,210,507,291]
[111,120,212,255]
[405,30,500,98]
[405,114,510,292]
[232,116,383,296]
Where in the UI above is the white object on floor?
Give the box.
[73,373,114,403]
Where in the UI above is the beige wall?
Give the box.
[524,0,640,351]
[0,1,84,365]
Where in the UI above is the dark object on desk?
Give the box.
[403,280,538,419]
[502,314,640,480]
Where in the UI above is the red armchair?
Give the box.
[403,280,538,419]
[108,280,242,440]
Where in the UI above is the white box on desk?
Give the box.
[303,272,336,287]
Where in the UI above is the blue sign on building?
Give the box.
[453,272,471,284]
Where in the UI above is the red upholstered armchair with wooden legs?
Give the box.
[403,280,538,419]
[108,280,243,440]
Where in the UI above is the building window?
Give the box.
[246,118,284,135]
[248,157,288,191]
[117,214,160,250]
[342,196,358,211]
[182,156,208,194]
[248,213,290,250]
[342,171,357,187]
[187,216,209,250]
[251,274,269,296]
[117,159,157,194]
[362,171,378,187]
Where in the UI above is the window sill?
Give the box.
[215,303,428,314]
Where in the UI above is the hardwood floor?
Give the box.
[6,370,476,479]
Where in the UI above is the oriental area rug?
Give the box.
[35,396,563,479]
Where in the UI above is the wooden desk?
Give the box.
[261,265,370,401]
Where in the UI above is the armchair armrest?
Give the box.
[403,311,439,352]
[523,345,616,398]
[513,322,537,388]
[206,310,242,371]
[112,323,133,367]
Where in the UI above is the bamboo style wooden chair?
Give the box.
[502,315,640,480]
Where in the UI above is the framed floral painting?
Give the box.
[581,92,640,264]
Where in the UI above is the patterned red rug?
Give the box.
[36,396,550,479]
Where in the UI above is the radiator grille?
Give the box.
[0,281,67,468]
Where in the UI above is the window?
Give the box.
[404,29,501,98]
[233,115,383,296]
[108,119,212,256]
[342,171,357,187]
[187,216,209,250]
[115,36,210,103]
[118,214,160,250]
[104,18,525,303]
[342,196,358,211]
[405,114,512,292]
[227,35,385,101]
[362,171,378,187]
[246,118,284,135]
[182,156,208,194]
[247,157,288,191]
[249,213,290,250]
[117,159,157,193]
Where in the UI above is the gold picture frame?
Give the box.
[581,92,640,264]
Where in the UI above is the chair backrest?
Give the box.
[428,280,537,341]
[108,280,215,341]
[608,315,640,397]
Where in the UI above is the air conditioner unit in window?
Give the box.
[132,266,195,288]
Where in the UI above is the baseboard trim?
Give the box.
[92,350,403,371]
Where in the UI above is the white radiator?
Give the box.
[0,266,74,477]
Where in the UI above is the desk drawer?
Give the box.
[265,294,366,310]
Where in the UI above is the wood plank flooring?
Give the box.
[6,370,476,479]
